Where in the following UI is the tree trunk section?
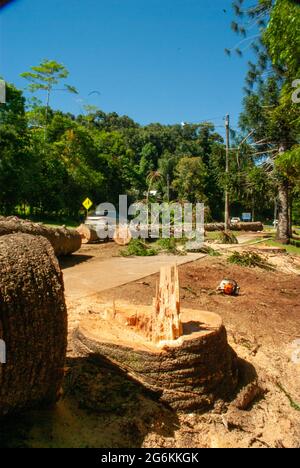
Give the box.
[0,233,67,416]
[276,181,290,244]
[0,216,81,256]
[205,222,263,232]
[76,224,99,244]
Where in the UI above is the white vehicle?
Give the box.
[85,209,118,238]
[230,217,241,225]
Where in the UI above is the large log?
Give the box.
[76,224,99,244]
[0,216,81,256]
[205,222,263,232]
[0,233,67,416]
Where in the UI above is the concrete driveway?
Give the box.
[63,253,205,300]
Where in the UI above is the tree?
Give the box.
[0,82,30,213]
[21,60,77,129]
[172,157,207,204]
[230,0,300,242]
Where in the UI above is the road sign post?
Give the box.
[82,197,93,219]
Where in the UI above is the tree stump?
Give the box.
[73,265,238,411]
[0,234,67,416]
[0,216,81,256]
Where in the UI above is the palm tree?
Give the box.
[146,170,164,205]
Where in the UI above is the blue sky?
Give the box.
[0,0,252,134]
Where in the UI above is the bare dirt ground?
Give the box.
[2,241,300,448]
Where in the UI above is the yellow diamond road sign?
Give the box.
[82,197,93,210]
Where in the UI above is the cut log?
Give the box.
[0,216,81,256]
[0,233,67,416]
[76,224,99,244]
[205,222,263,232]
[234,222,263,232]
[204,223,225,232]
[113,225,132,246]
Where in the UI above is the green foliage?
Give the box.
[154,237,186,255]
[120,239,157,257]
[264,0,300,79]
[228,251,273,269]
[21,59,77,96]
[195,245,222,256]
[276,146,300,182]
[172,156,207,203]
[0,56,290,224]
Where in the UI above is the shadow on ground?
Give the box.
[59,254,93,270]
[0,356,180,448]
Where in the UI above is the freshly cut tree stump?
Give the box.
[76,224,99,244]
[74,265,238,411]
[0,234,67,416]
[74,307,238,411]
[0,216,81,256]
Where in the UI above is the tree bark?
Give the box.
[73,308,238,411]
[0,216,81,256]
[205,222,263,232]
[276,181,290,244]
[0,234,67,416]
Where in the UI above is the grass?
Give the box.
[264,239,300,256]
[205,230,240,241]
[277,383,300,412]
[17,215,79,229]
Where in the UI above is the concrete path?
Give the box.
[63,253,205,299]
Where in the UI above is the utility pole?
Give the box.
[166,173,170,202]
[224,114,230,231]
